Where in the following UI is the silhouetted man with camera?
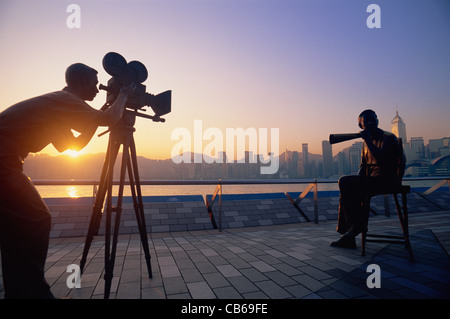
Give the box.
[331,109,402,249]
[0,63,133,298]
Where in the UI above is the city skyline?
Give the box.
[28,107,450,158]
[1,0,449,160]
[23,112,450,181]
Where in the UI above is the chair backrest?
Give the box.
[396,138,407,183]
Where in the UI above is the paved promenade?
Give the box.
[1,209,448,301]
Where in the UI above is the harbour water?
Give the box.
[35,179,443,199]
[36,184,335,199]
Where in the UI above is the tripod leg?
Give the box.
[81,133,115,274]
[129,137,153,278]
[104,138,130,299]
[102,137,122,299]
[127,156,153,278]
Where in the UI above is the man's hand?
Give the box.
[96,83,136,126]
[119,83,136,99]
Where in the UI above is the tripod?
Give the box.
[80,111,153,299]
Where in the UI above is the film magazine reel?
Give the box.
[102,51,149,86]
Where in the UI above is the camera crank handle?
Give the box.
[99,84,112,92]
[98,129,111,137]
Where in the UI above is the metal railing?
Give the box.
[33,176,450,231]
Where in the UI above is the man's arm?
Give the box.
[52,84,134,152]
[51,125,97,153]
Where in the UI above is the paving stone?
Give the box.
[2,206,449,301]
[213,286,242,299]
[249,261,276,273]
[254,280,292,299]
[202,272,230,289]
[163,277,188,295]
[187,281,216,299]
[216,264,241,278]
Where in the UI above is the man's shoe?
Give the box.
[330,236,357,249]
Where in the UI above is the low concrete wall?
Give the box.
[45,189,450,238]
[207,193,309,229]
[47,195,212,238]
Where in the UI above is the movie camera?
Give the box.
[99,51,171,123]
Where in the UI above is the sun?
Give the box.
[63,149,82,158]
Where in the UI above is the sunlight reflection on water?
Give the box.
[66,186,79,198]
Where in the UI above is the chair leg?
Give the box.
[401,192,414,261]
[394,193,414,261]
[361,197,370,257]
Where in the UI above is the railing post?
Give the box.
[219,179,223,232]
[313,179,318,224]
[422,178,450,196]
[93,184,98,206]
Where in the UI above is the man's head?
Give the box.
[358,109,379,131]
[65,63,99,101]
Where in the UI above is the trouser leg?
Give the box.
[337,175,366,235]
[0,169,54,299]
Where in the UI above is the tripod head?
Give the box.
[99,52,171,123]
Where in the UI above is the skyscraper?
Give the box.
[391,110,407,142]
[322,140,334,178]
[302,143,308,165]
[410,137,425,160]
[302,143,308,177]
[349,142,363,174]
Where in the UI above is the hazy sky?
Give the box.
[1,0,449,159]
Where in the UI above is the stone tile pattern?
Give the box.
[2,205,450,300]
[3,211,447,300]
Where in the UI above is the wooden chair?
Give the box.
[360,138,414,261]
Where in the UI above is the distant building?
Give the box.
[302,143,309,177]
[349,142,363,174]
[302,143,308,166]
[391,110,407,142]
[337,151,347,175]
[321,140,333,178]
[429,137,450,158]
[408,137,425,161]
[291,151,299,177]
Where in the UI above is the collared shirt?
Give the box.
[0,87,101,160]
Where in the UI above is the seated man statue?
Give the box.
[331,109,403,249]
[0,63,133,298]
